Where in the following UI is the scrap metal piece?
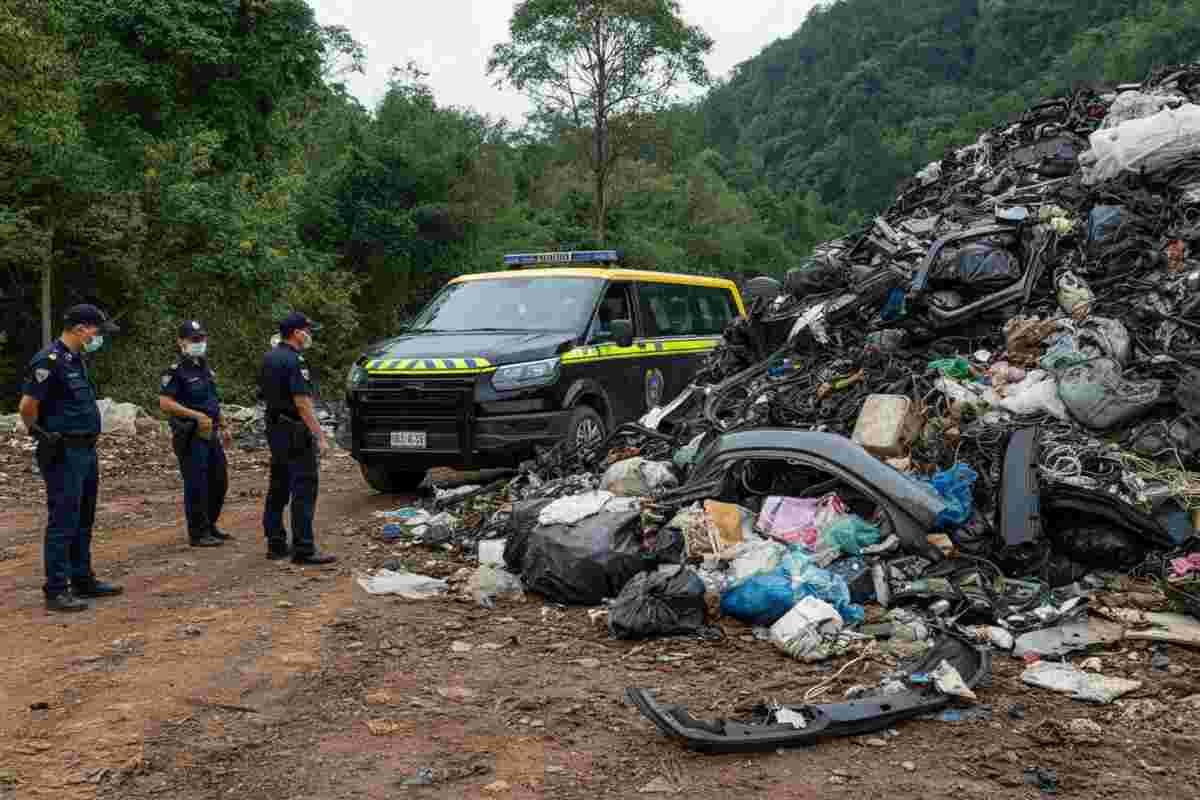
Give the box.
[999,426,1042,547]
[626,636,989,753]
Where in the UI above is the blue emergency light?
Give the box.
[503,250,622,266]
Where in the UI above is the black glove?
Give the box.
[31,424,63,472]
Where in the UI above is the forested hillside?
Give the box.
[702,0,1200,220]
[2,0,1197,408]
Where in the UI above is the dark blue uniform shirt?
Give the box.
[21,340,101,434]
[160,357,221,424]
[258,343,314,417]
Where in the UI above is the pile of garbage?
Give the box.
[367,65,1200,753]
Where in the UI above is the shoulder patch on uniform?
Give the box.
[35,368,50,383]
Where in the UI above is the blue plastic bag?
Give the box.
[719,566,796,627]
[922,464,978,530]
[720,546,864,626]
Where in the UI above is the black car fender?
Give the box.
[562,377,615,429]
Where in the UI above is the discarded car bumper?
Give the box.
[627,636,989,754]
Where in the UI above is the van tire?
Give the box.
[360,464,426,494]
[566,405,606,453]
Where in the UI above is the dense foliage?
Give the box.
[702,0,1200,219]
[2,0,1194,409]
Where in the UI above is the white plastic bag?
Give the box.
[769,596,844,662]
[356,569,448,599]
[600,458,678,497]
[1021,661,1142,704]
[994,370,1069,420]
[537,490,614,526]
[1082,103,1200,185]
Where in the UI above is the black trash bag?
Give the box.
[503,498,556,572]
[930,243,1022,296]
[785,254,845,296]
[608,568,708,640]
[517,510,645,605]
[648,526,685,564]
[1176,368,1200,414]
[1049,525,1146,569]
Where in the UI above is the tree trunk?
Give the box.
[594,160,607,244]
[40,245,52,347]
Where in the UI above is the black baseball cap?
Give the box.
[279,311,320,338]
[64,304,119,333]
[178,319,209,338]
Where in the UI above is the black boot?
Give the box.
[72,577,124,598]
[291,551,337,565]
[210,527,233,540]
[190,534,223,547]
[46,591,90,612]
[266,540,291,560]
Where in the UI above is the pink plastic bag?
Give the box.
[757,495,848,545]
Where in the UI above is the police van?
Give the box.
[342,251,745,491]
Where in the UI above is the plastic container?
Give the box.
[852,394,922,457]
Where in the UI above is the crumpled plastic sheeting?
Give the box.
[1101,90,1187,129]
[1057,359,1163,431]
[601,458,679,497]
[356,569,448,599]
[1021,661,1142,703]
[821,514,882,556]
[756,495,848,545]
[769,596,847,662]
[537,490,616,527]
[994,370,1070,421]
[1082,104,1200,185]
[1172,552,1200,577]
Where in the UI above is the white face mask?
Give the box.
[184,342,207,358]
[298,330,313,350]
[83,334,104,353]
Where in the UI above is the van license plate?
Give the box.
[390,431,426,449]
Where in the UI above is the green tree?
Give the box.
[488,0,713,243]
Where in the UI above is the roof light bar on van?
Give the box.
[502,250,621,267]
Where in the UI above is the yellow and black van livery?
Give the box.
[341,251,745,492]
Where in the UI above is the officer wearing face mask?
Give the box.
[159,320,233,548]
[257,312,335,565]
[18,304,123,612]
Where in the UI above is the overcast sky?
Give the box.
[307,0,819,122]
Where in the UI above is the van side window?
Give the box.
[689,285,737,335]
[638,282,735,337]
[588,282,635,343]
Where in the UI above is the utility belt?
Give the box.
[60,432,100,447]
[266,411,312,451]
[32,426,96,473]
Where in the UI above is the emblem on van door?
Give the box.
[645,368,665,409]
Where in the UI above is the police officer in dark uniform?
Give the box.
[159,320,233,548]
[257,312,336,565]
[18,304,124,612]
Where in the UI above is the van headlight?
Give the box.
[491,357,561,392]
[347,363,368,390]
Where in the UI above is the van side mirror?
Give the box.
[610,319,634,348]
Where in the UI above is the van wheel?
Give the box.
[567,406,606,452]
[360,464,426,493]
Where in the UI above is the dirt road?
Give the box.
[1,434,1198,799]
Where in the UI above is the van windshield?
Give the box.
[409,276,605,333]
